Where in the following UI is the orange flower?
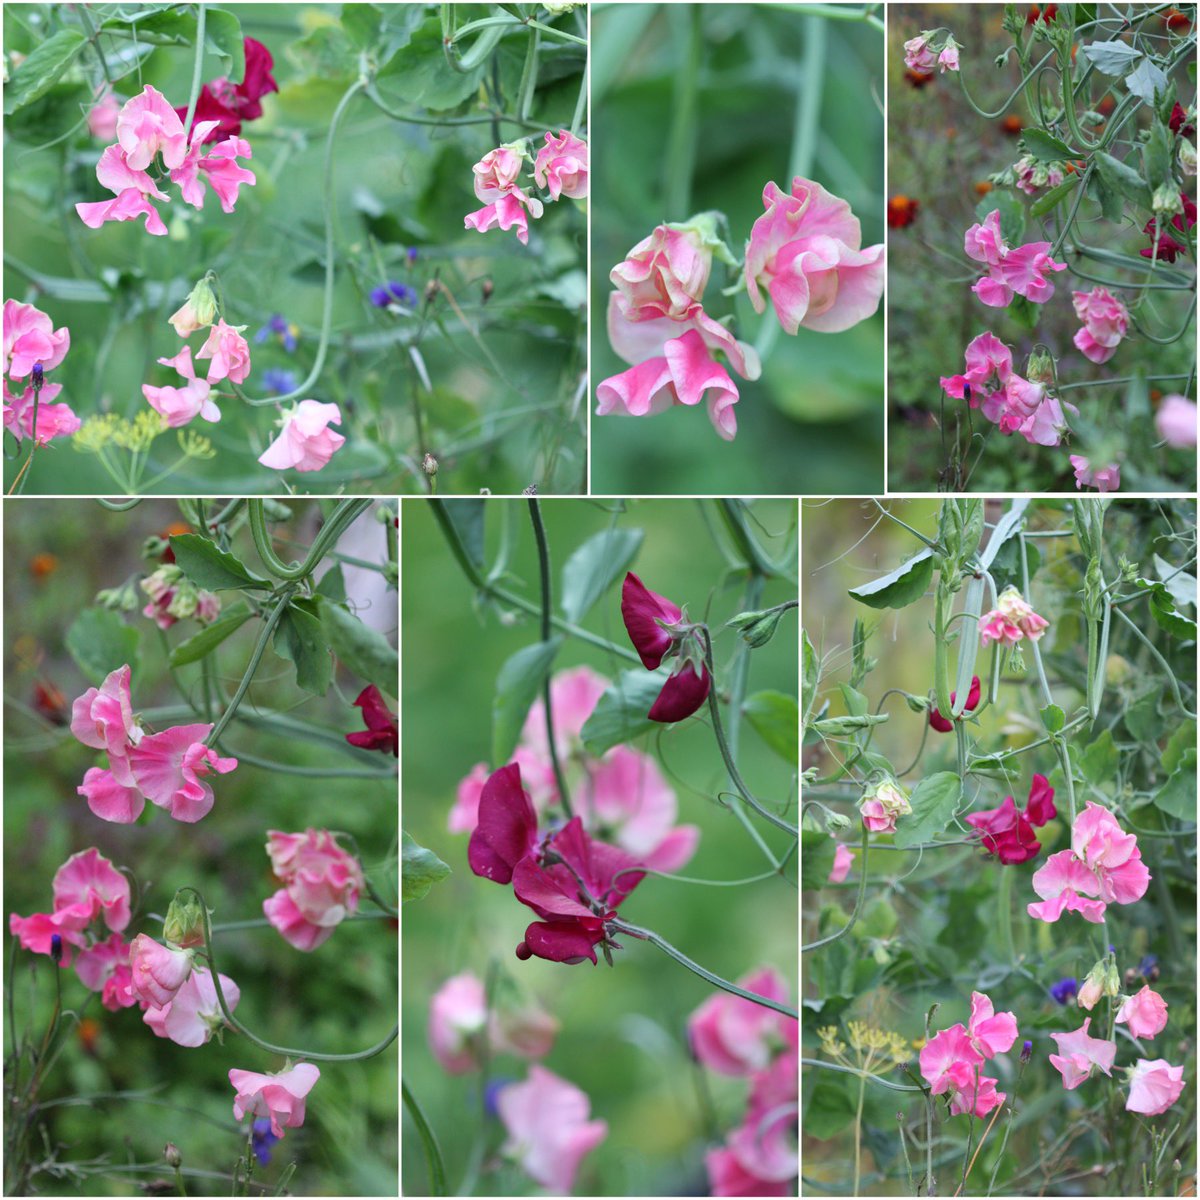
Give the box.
[33,680,68,725]
[77,1018,101,1055]
[975,181,994,196]
[1027,3,1059,22]
[1001,114,1024,136]
[888,195,921,228]
[1164,7,1192,30]
[905,68,935,89]
[30,552,58,578]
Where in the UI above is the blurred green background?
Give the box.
[590,3,885,495]
[888,4,1196,493]
[4,3,586,495]
[402,497,798,1196]
[4,499,398,1196]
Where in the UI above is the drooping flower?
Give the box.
[688,967,795,1075]
[229,1063,320,1139]
[142,346,221,427]
[1069,455,1121,493]
[1048,1017,1116,1088]
[965,774,1056,864]
[1116,984,1169,1040]
[128,933,195,1007]
[1155,394,1197,448]
[495,1065,608,1193]
[858,778,911,835]
[464,145,544,245]
[194,319,252,384]
[980,586,1049,646]
[140,563,221,631]
[965,210,1067,306]
[828,842,855,883]
[1014,154,1064,196]
[428,973,488,1073]
[263,829,364,951]
[903,34,937,73]
[929,674,981,732]
[258,401,346,472]
[345,686,398,757]
[468,762,540,885]
[173,37,279,144]
[1140,192,1196,261]
[744,178,884,336]
[3,300,71,379]
[1072,287,1128,364]
[143,965,240,1047]
[168,277,219,338]
[1125,1058,1185,1115]
[938,36,961,72]
[721,1023,799,1187]
[533,130,588,200]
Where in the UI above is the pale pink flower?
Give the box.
[472,146,526,200]
[88,87,121,141]
[744,178,884,335]
[464,189,544,246]
[968,991,1019,1058]
[725,1027,798,1182]
[521,665,609,761]
[1072,287,1128,364]
[168,297,209,338]
[258,400,346,472]
[1077,974,1104,1010]
[449,763,490,834]
[1116,985,1169,1040]
[859,779,910,834]
[428,973,488,1073]
[195,319,251,384]
[534,130,588,200]
[979,585,1049,646]
[52,847,132,932]
[688,967,793,1075]
[705,1147,791,1196]
[2,381,80,445]
[1125,1058,1185,1115]
[938,38,961,73]
[142,346,220,427]
[1014,155,1064,196]
[965,210,1066,306]
[1069,455,1121,493]
[610,224,714,321]
[229,1063,320,1138]
[128,723,238,823]
[76,188,169,236]
[828,842,854,884]
[128,933,194,1007]
[1155,394,1197,448]
[3,299,71,378]
[903,34,936,73]
[144,965,239,1047]
[1049,1017,1117,1088]
[73,933,136,1010]
[170,125,256,213]
[495,1064,608,1193]
[116,85,188,171]
[263,828,363,951]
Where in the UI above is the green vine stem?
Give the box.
[181,2,207,138]
[800,1056,926,1094]
[249,497,373,582]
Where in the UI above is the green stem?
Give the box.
[181,3,207,138]
[800,1056,925,1093]
[362,87,541,130]
[663,6,701,218]
[853,1066,866,1196]
[789,15,825,183]
[402,1080,447,1196]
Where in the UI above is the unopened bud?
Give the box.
[163,891,207,949]
[1152,184,1184,218]
[1020,1039,1033,1063]
[1025,348,1055,385]
[31,362,44,389]
[727,606,785,648]
[164,1143,182,1168]
[50,933,63,964]
[422,453,438,478]
[824,810,852,834]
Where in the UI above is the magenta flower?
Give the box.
[142,346,221,427]
[128,933,194,1007]
[929,674,981,732]
[127,724,238,823]
[258,400,346,472]
[495,1065,607,1193]
[979,586,1049,646]
[1125,1059,1185,1115]
[965,774,1056,864]
[828,842,855,883]
[427,972,488,1074]
[744,178,884,335]
[194,319,252,384]
[1049,1017,1116,1088]
[965,210,1066,306]
[1156,394,1197,448]
[263,829,364,951]
[1072,287,1128,364]
[1069,455,1121,493]
[467,762,539,884]
[533,130,588,200]
[229,1063,320,1139]
[688,966,795,1075]
[1116,984,1169,1040]
[73,933,136,1010]
[705,1148,792,1197]
[173,37,279,144]
[345,685,398,757]
[144,965,240,1047]
[3,300,71,379]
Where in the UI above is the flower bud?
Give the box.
[1025,348,1055,385]
[727,606,785,648]
[50,933,63,964]
[422,453,439,478]
[1078,960,1108,1010]
[824,810,852,834]
[163,891,207,949]
[31,362,44,389]
[164,1143,182,1169]
[169,278,218,337]
[1020,1039,1033,1062]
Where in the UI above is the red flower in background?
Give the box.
[1027,4,1058,23]
[1141,194,1196,262]
[928,675,981,733]
[966,774,1057,864]
[1169,102,1196,139]
[904,69,935,89]
[175,38,278,145]
[888,195,920,229]
[345,686,398,757]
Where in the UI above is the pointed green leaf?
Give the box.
[893,772,961,849]
[560,528,644,623]
[4,29,87,115]
[848,549,933,610]
[66,608,139,685]
[169,534,269,591]
[743,690,799,765]
[1154,750,1196,820]
[492,638,563,763]
[581,669,667,757]
[402,832,451,902]
[169,601,253,666]
[274,601,332,695]
[318,598,399,693]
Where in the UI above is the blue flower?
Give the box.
[251,1118,279,1166]
[1138,953,1160,981]
[1049,977,1077,1005]
[484,1078,514,1118]
[262,368,298,396]
[369,281,418,309]
[255,314,298,353]
[406,246,419,264]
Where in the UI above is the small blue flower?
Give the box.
[1049,977,1077,1005]
[369,281,418,309]
[262,368,298,396]
[251,1117,279,1166]
[484,1078,514,1118]
[31,362,44,389]
[1138,953,1160,981]
[50,933,62,963]
[406,246,419,265]
[255,314,298,353]
[1020,1039,1033,1063]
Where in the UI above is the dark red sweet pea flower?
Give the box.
[621,572,682,669]
[928,675,981,733]
[648,662,711,723]
[175,37,279,144]
[1169,102,1196,139]
[345,686,398,757]
[467,763,538,884]
[1024,773,1057,826]
[966,775,1057,864]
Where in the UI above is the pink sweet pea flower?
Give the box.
[938,38,961,72]
[472,146,526,198]
[53,847,132,931]
[8,909,90,965]
[142,346,221,427]
[919,1024,982,1095]
[1116,985,1169,1040]
[1049,1017,1116,1088]
[979,586,1049,646]
[1069,455,1121,493]
[1072,287,1128,364]
[229,1063,320,1139]
[127,724,237,823]
[3,299,71,379]
[1027,851,1109,922]
[1125,1058,1185,1115]
[428,972,488,1073]
[903,34,937,73]
[705,1146,792,1197]
[610,224,714,321]
[263,828,364,951]
[76,188,169,236]
[258,400,346,472]
[2,381,80,445]
[449,763,490,834]
[929,674,981,732]
[88,87,121,141]
[521,665,609,761]
[94,142,170,200]
[725,1027,798,1183]
[77,763,142,828]
[828,842,855,883]
[859,779,910,834]
[744,178,884,335]
[1156,394,1197,448]
[144,965,239,1046]
[967,991,1019,1058]
[495,1064,607,1193]
[70,664,141,766]
[965,210,1066,306]
[195,319,251,384]
[949,1073,1005,1119]
[116,85,188,171]
[464,190,543,246]
[534,130,588,200]
[490,998,560,1060]
[128,933,194,1007]
[688,967,794,1075]
[73,933,136,1010]
[170,126,256,213]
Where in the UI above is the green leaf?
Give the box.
[1153,554,1197,611]
[4,29,87,115]
[1080,41,1142,74]
[375,16,487,110]
[316,565,346,603]
[1148,589,1197,639]
[848,549,933,610]
[811,713,889,736]
[803,1078,857,1140]
[66,608,140,685]
[274,601,332,695]
[1126,56,1168,103]
[1153,750,1196,820]
[802,630,820,721]
[402,831,451,902]
[559,528,644,624]
[169,534,269,591]
[1040,703,1065,733]
[977,190,1025,244]
[1094,151,1152,211]
[318,599,399,693]
[1023,128,1075,163]
[492,638,563,764]
[1163,721,1196,775]
[1030,172,1082,218]
[3,80,90,144]
[439,499,487,572]
[742,690,799,765]
[581,669,667,757]
[169,601,253,667]
[1143,121,1176,193]
[205,7,245,83]
[893,772,961,849]
[801,829,837,890]
[1079,730,1118,786]
[342,2,382,49]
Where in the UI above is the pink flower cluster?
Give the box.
[230,1063,321,1139]
[920,992,1018,1118]
[964,210,1067,307]
[904,32,960,73]
[143,320,250,428]
[1069,455,1121,492]
[140,563,221,631]
[979,586,1050,646]
[689,968,798,1196]
[966,774,1057,864]
[258,400,346,472]
[859,778,911,835]
[940,332,1074,447]
[1014,154,1064,196]
[76,86,255,236]
[2,300,80,445]
[464,130,587,246]
[1072,286,1128,365]
[263,829,364,951]
[72,665,238,824]
[450,665,699,875]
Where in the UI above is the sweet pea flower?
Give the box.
[1125,1058,1185,1115]
[859,778,910,834]
[467,762,539,885]
[521,666,610,763]
[345,685,398,757]
[117,85,187,171]
[489,997,559,1060]
[263,828,364,951]
[610,222,715,321]
[965,774,1056,864]
[3,381,80,445]
[903,34,937,73]
[428,973,488,1073]
[258,401,345,472]
[195,319,251,384]
[1072,287,1128,364]
[1014,155,1064,196]
[929,674,981,732]
[73,933,136,1010]
[965,210,1066,306]
[980,586,1049,646]
[1049,1017,1116,1088]
[142,346,221,427]
[473,145,525,198]
[3,300,71,379]
[1116,985,1169,1040]
[173,37,279,143]
[465,145,543,245]
[170,126,256,213]
[723,1026,798,1185]
[705,1147,792,1197]
[534,130,588,200]
[1076,972,1102,1010]
[144,965,240,1046]
[1140,192,1196,261]
[689,967,794,1075]
[76,187,169,236]
[229,1063,320,1139]
[938,36,961,72]
[127,724,238,823]
[828,842,855,884]
[744,178,884,336]
[920,1025,1004,1117]
[88,87,121,141]
[70,664,140,765]
[967,991,1019,1058]
[1069,455,1121,493]
[128,933,194,1007]
[1155,394,1197,448]
[495,1065,607,1193]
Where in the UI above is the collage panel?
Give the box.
[4,498,398,1195]
[589,3,885,496]
[888,4,1196,493]
[401,497,799,1196]
[3,2,586,497]
[801,497,1197,1195]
